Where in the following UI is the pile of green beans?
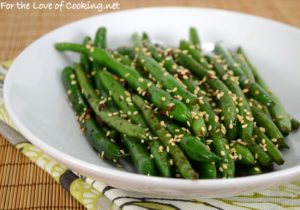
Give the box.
[55,27,299,179]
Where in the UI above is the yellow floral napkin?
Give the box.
[1,60,300,210]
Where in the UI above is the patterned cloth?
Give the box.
[0,60,300,210]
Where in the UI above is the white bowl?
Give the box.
[4,7,300,198]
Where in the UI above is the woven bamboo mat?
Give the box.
[1,0,300,209]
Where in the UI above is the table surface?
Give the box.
[1,0,300,209]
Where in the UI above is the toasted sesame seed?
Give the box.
[208,125,212,131]
[259,127,266,133]
[220,151,226,156]
[242,124,248,128]
[206,139,213,145]
[254,167,260,172]
[159,146,164,152]
[160,121,166,127]
[271,138,277,143]
[169,159,174,165]
[187,121,191,127]
[238,154,242,160]
[165,133,172,138]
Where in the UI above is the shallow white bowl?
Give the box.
[4,7,300,198]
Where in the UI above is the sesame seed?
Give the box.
[271,138,277,143]
[259,127,266,133]
[243,88,249,93]
[242,124,248,128]
[206,139,213,145]
[71,80,76,85]
[125,73,130,78]
[165,133,172,138]
[160,121,166,127]
[238,154,242,160]
[187,121,191,127]
[220,151,226,156]
[169,159,174,165]
[159,146,164,152]
[161,96,166,101]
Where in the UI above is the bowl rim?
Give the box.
[4,6,300,192]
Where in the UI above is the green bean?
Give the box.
[145,45,209,137]
[231,52,255,81]
[132,95,199,179]
[133,34,207,137]
[214,43,274,107]
[62,67,123,161]
[251,105,285,146]
[233,144,255,165]
[157,52,235,176]
[94,27,107,49]
[211,132,235,178]
[193,161,217,179]
[73,63,146,138]
[180,40,211,68]
[98,70,147,126]
[237,48,292,135]
[291,117,300,131]
[176,52,238,140]
[149,140,172,177]
[247,165,263,175]
[209,57,254,142]
[116,46,136,60]
[189,27,201,49]
[245,138,273,168]
[55,42,192,123]
[123,136,157,175]
[144,43,201,96]
[99,70,171,177]
[253,127,284,165]
[112,52,133,66]
[163,119,220,162]
[142,32,150,43]
[80,36,93,73]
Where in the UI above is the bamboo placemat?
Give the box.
[1,0,300,209]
